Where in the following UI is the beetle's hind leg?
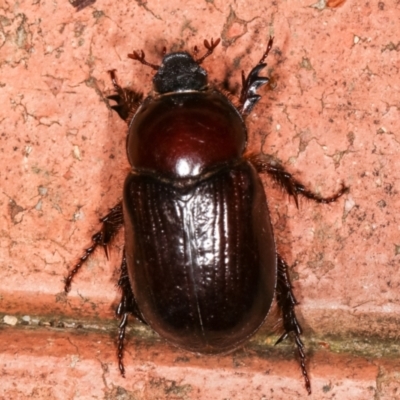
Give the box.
[64,202,123,293]
[276,254,311,395]
[116,250,146,376]
[249,155,348,208]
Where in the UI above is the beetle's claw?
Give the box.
[119,361,125,377]
[103,244,109,260]
[275,331,288,345]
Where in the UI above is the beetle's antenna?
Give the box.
[195,38,221,64]
[128,50,160,70]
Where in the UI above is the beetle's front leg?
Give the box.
[276,254,311,395]
[64,202,123,292]
[249,155,348,208]
[239,37,274,116]
[107,70,143,124]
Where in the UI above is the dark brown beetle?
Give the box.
[65,38,347,394]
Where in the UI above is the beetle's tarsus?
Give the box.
[64,202,123,293]
[276,254,311,395]
[116,250,147,377]
[249,155,349,207]
[117,311,128,377]
[117,251,146,323]
[64,232,101,293]
[258,36,274,65]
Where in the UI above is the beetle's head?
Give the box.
[153,52,208,94]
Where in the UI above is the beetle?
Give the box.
[64,37,348,394]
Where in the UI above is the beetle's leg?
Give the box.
[64,202,123,293]
[249,155,349,208]
[107,70,143,124]
[239,37,274,116]
[116,251,146,324]
[116,250,146,376]
[276,254,311,395]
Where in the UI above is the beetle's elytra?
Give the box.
[65,38,348,394]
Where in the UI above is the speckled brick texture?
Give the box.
[2,327,399,400]
[1,0,400,398]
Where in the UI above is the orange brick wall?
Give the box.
[1,0,399,398]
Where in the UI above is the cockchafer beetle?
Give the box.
[65,38,348,394]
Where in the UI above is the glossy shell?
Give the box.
[123,88,277,353]
[124,161,276,352]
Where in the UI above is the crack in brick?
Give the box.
[221,7,257,47]
[134,0,162,21]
